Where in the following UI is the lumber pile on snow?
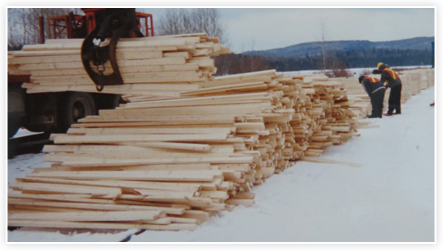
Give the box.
[8,67,366,231]
[399,68,435,95]
[8,35,374,230]
[8,33,229,97]
[337,77,372,118]
[401,71,422,95]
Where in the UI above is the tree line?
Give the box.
[8,8,81,50]
[243,48,433,73]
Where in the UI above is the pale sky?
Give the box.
[142,7,434,53]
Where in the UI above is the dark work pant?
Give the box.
[370,88,386,118]
[387,84,402,114]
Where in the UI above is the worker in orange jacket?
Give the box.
[359,75,386,118]
[377,62,402,116]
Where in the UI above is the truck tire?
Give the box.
[58,92,97,132]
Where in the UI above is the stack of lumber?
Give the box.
[8,52,29,76]
[8,34,369,232]
[417,69,434,90]
[337,77,371,118]
[8,33,230,97]
[426,69,435,88]
[339,77,363,95]
[8,33,435,231]
[400,71,422,95]
[8,68,365,231]
[321,76,387,118]
[399,68,435,94]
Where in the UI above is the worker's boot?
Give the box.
[392,104,401,115]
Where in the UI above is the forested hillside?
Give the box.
[243,37,434,58]
[238,36,434,72]
[269,48,434,71]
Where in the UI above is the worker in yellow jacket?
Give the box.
[377,62,402,116]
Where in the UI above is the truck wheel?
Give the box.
[59,92,97,132]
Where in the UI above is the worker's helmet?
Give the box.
[377,62,384,69]
[358,75,365,83]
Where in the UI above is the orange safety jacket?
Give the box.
[382,68,399,80]
[362,77,385,96]
[380,68,401,88]
[364,77,380,83]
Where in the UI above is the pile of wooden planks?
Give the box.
[399,68,435,95]
[8,68,366,231]
[8,33,229,97]
[9,34,374,232]
[400,71,422,95]
[330,77,371,119]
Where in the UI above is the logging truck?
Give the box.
[8,8,154,138]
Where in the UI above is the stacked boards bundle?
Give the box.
[399,68,435,95]
[332,77,371,118]
[8,34,369,232]
[9,68,365,231]
[8,33,229,98]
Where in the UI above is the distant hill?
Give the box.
[239,37,434,71]
[243,37,434,58]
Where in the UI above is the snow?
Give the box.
[7,153,49,186]
[13,129,43,138]
[6,87,436,243]
[282,65,433,77]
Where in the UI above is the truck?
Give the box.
[8,8,154,138]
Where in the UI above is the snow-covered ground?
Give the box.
[282,65,433,77]
[6,86,436,243]
[12,129,42,138]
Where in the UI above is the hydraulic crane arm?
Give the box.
[81,8,144,92]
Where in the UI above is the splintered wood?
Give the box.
[9,34,366,232]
